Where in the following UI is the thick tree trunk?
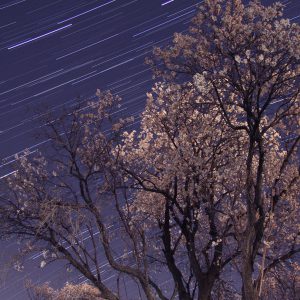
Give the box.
[241,247,258,300]
[241,134,265,300]
[198,285,212,300]
[197,276,215,300]
[241,137,258,300]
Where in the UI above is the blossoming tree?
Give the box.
[148,0,300,299]
[0,1,299,300]
[0,92,167,300]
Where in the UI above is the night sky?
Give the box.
[0,0,299,299]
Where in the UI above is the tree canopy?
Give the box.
[0,1,299,300]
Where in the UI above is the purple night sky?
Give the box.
[0,0,299,299]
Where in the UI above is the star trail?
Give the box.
[0,0,299,299]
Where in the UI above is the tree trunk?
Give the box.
[199,287,212,300]
[197,276,215,300]
[241,136,259,300]
[241,228,258,300]
[242,277,258,300]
